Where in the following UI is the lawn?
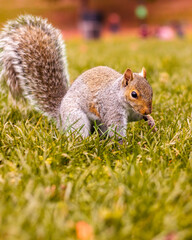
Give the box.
[0,35,192,240]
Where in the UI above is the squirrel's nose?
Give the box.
[144,107,152,115]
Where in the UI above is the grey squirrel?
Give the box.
[0,15,156,138]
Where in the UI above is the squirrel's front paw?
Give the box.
[143,115,157,132]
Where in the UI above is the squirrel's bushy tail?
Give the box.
[0,15,69,118]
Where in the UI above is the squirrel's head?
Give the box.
[122,67,153,115]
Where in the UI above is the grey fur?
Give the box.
[60,67,146,138]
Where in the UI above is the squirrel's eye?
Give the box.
[131,91,137,98]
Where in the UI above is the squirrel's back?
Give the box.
[0,15,69,118]
[80,66,121,93]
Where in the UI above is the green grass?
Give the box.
[0,35,192,240]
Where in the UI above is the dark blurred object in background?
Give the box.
[140,24,150,38]
[172,21,185,38]
[107,13,121,33]
[79,10,103,39]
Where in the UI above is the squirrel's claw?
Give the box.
[143,115,157,132]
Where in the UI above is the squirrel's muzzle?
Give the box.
[140,106,152,115]
[144,108,152,115]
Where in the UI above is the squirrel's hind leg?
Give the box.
[60,108,91,138]
[90,120,108,136]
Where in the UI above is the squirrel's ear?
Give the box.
[139,67,147,78]
[122,68,133,87]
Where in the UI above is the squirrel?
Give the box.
[0,15,156,138]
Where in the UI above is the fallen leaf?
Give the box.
[164,232,177,240]
[76,221,94,240]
